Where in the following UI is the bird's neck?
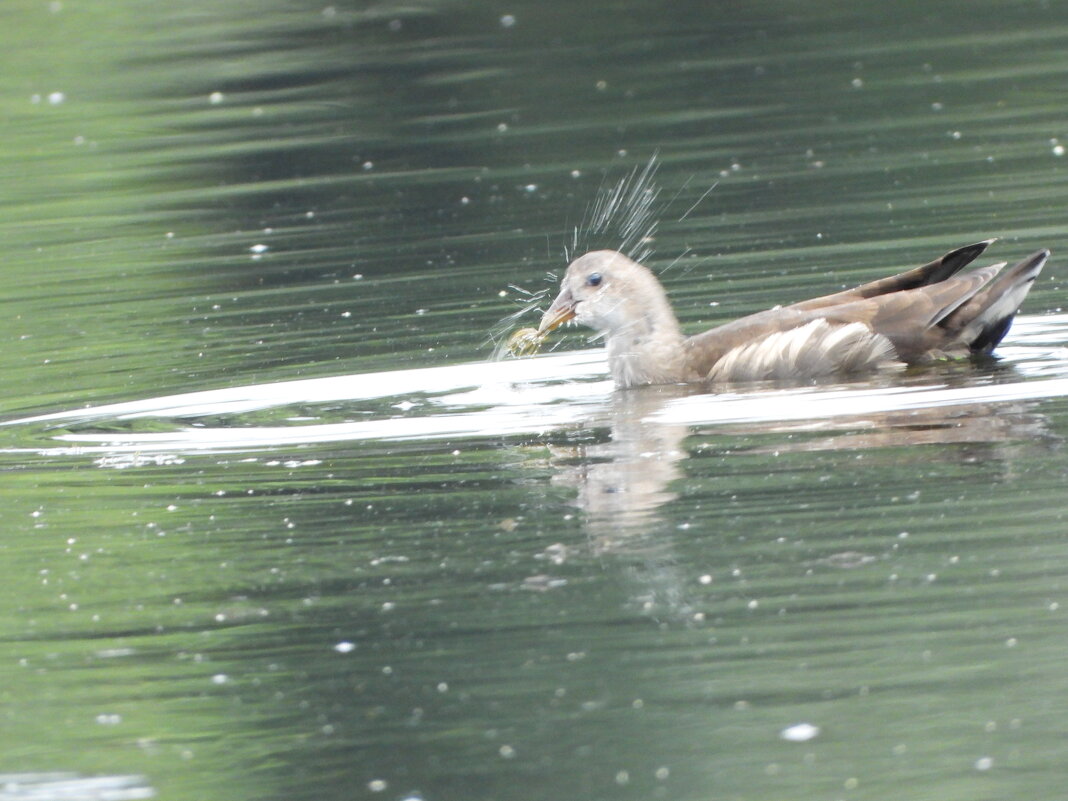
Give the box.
[604,295,688,388]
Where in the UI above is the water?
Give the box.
[4,2,1068,799]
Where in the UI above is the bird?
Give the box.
[536,241,1049,389]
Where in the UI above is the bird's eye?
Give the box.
[586,273,602,287]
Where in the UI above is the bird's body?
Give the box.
[537,242,1048,389]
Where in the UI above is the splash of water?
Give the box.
[486,282,553,359]
[568,155,661,264]
[489,155,667,357]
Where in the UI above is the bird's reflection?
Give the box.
[548,384,694,551]
[739,401,1050,454]
[541,372,1055,619]
[549,372,1054,548]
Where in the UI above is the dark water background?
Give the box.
[3,2,1068,799]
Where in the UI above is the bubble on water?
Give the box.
[780,723,820,742]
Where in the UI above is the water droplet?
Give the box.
[780,723,820,742]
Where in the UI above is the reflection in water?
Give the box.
[554,389,1054,550]
[552,385,1054,522]
[542,376,1056,621]
[550,386,691,548]
[547,386,695,619]
[741,401,1053,455]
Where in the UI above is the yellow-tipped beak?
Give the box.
[537,287,576,334]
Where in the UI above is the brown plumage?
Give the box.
[537,241,1048,389]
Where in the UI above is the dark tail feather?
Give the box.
[918,239,998,287]
[853,239,996,295]
[942,249,1048,353]
[788,239,996,313]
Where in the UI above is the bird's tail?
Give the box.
[940,249,1048,353]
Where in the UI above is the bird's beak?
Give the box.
[538,286,577,334]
